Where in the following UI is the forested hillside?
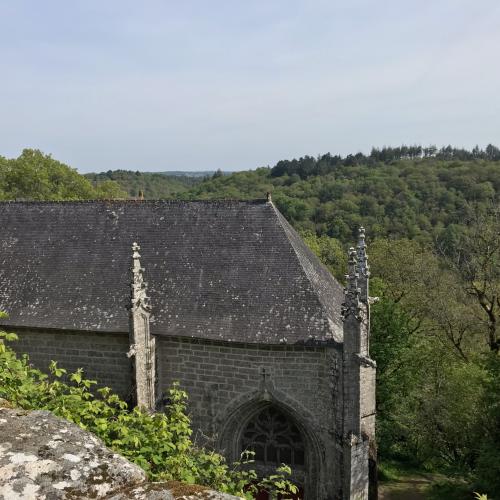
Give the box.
[180,145,500,247]
[85,170,201,199]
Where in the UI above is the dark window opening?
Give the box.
[241,406,305,467]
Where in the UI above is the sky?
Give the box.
[1,1,499,173]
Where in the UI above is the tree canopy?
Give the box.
[0,149,127,201]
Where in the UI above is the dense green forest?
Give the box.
[1,145,500,497]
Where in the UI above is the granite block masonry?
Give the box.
[0,199,376,499]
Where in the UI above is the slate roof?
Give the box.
[0,200,344,344]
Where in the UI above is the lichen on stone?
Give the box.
[0,407,242,499]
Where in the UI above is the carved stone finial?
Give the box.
[347,247,359,291]
[342,247,361,320]
[356,227,370,303]
[132,241,140,258]
[266,192,272,202]
[356,227,369,278]
[348,246,357,273]
[131,242,151,312]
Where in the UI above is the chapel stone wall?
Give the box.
[7,330,348,499]
[157,336,344,500]
[8,328,131,398]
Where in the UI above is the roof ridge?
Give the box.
[0,198,269,205]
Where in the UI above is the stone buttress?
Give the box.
[128,242,156,411]
[342,228,377,500]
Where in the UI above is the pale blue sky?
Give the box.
[1,1,499,172]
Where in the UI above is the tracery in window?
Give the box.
[241,406,305,467]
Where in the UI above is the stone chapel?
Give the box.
[0,198,376,500]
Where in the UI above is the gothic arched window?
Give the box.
[241,406,305,467]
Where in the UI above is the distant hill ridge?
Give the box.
[158,170,232,177]
[84,169,235,198]
[84,170,204,198]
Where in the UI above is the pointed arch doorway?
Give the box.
[219,398,321,499]
[241,406,305,499]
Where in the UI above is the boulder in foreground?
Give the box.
[0,407,240,499]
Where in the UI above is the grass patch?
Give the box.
[379,459,476,500]
[378,459,425,482]
[426,479,472,500]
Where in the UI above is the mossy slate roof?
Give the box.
[0,200,344,344]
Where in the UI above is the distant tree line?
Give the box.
[270,144,500,179]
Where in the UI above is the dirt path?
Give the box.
[378,473,438,500]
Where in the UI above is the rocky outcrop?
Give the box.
[0,407,240,500]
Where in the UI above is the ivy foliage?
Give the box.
[0,324,297,498]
